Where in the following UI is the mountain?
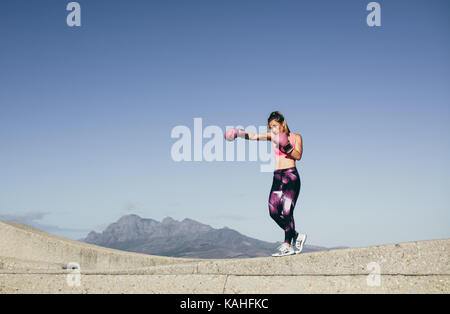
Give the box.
[82,214,339,259]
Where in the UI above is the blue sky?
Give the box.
[0,0,449,248]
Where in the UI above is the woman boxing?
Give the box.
[224,111,307,257]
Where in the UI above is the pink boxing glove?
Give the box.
[224,128,246,141]
[272,132,294,154]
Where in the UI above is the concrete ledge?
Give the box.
[223,274,449,294]
[0,221,201,270]
[0,274,227,294]
[1,221,449,293]
[196,239,450,276]
[0,256,64,272]
[1,274,448,294]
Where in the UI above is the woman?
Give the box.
[224,111,307,257]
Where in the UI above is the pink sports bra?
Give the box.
[273,132,296,157]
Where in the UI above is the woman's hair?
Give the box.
[267,111,291,134]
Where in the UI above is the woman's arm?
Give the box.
[289,134,303,161]
[244,132,271,141]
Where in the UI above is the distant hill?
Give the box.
[82,214,344,259]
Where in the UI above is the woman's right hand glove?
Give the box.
[272,132,294,154]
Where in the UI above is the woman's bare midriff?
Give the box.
[275,156,296,170]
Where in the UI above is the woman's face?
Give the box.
[269,120,283,134]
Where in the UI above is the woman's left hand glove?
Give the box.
[224,128,246,141]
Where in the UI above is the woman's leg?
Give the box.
[269,190,288,234]
[268,172,289,240]
[269,169,301,245]
[281,169,301,245]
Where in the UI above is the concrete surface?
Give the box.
[0,221,201,270]
[0,221,449,294]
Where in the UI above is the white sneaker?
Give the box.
[293,233,307,254]
[271,243,295,257]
